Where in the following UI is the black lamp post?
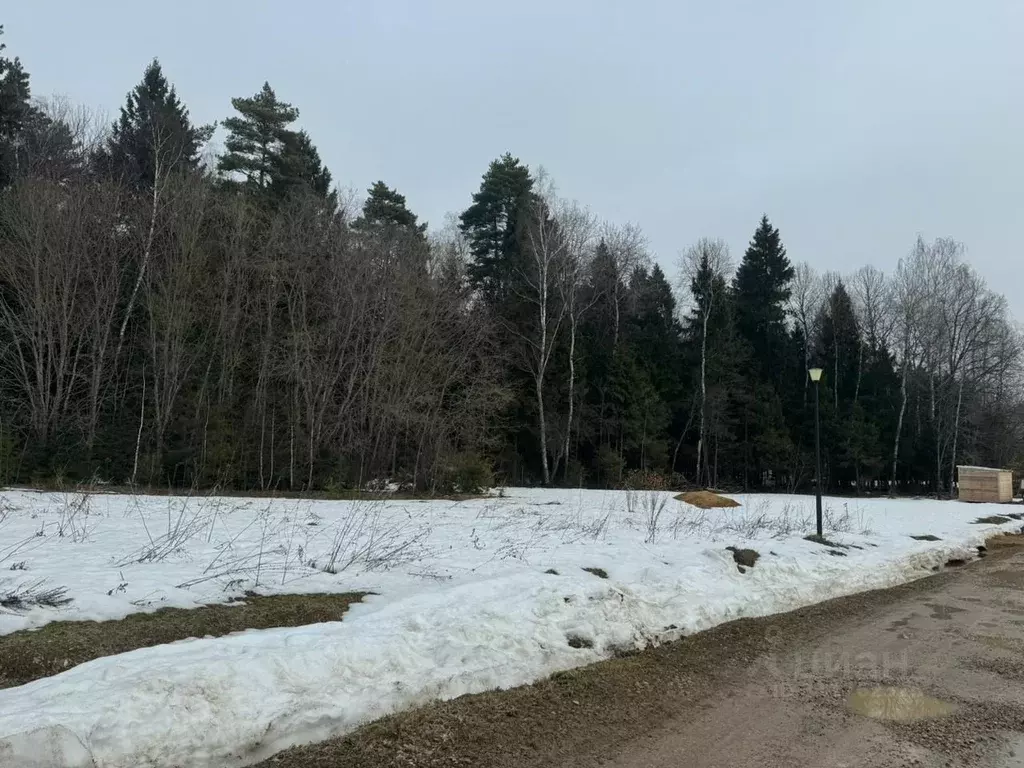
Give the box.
[809,367,824,538]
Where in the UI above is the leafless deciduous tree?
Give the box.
[600,221,647,350]
[681,237,730,487]
[849,265,894,404]
[142,174,216,482]
[0,180,123,455]
[551,198,597,482]
[515,173,570,485]
[890,241,927,489]
[787,262,825,402]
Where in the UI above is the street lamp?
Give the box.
[808,367,824,538]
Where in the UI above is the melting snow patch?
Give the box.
[0,488,1017,767]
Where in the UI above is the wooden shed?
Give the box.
[957,466,1014,503]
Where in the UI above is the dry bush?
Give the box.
[543,499,613,543]
[626,490,670,543]
[117,490,223,565]
[670,498,874,541]
[0,579,71,612]
[622,469,672,491]
[317,499,430,574]
[55,491,96,542]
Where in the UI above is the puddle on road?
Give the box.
[847,687,957,722]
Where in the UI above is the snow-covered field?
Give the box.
[0,487,1020,767]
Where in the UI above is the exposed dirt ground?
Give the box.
[0,592,363,689]
[257,535,1024,768]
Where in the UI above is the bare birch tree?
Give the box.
[551,199,597,481]
[681,237,730,487]
[600,221,647,349]
[515,174,569,485]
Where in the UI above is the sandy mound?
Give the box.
[674,490,740,509]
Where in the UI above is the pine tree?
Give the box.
[0,26,33,188]
[354,181,426,236]
[96,59,212,187]
[218,82,299,192]
[733,215,795,385]
[459,153,535,305]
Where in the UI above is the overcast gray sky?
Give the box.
[7,1,1022,316]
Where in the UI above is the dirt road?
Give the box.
[261,535,1024,768]
[605,535,1024,768]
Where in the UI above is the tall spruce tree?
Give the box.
[626,264,683,403]
[733,215,795,386]
[622,265,682,472]
[730,216,797,487]
[218,82,299,192]
[96,59,212,187]
[271,129,334,202]
[581,239,626,454]
[816,281,861,407]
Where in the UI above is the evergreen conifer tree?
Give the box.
[0,26,33,188]
[218,82,299,192]
[459,153,535,305]
[354,181,426,236]
[626,264,683,403]
[733,215,795,386]
[96,59,212,187]
[816,280,861,406]
[271,128,334,202]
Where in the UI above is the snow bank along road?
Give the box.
[602,535,1024,768]
[0,488,1020,767]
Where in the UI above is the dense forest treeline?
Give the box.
[1,29,1021,494]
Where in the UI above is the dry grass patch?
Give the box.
[675,490,740,509]
[0,592,363,689]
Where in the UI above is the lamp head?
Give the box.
[808,367,823,383]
